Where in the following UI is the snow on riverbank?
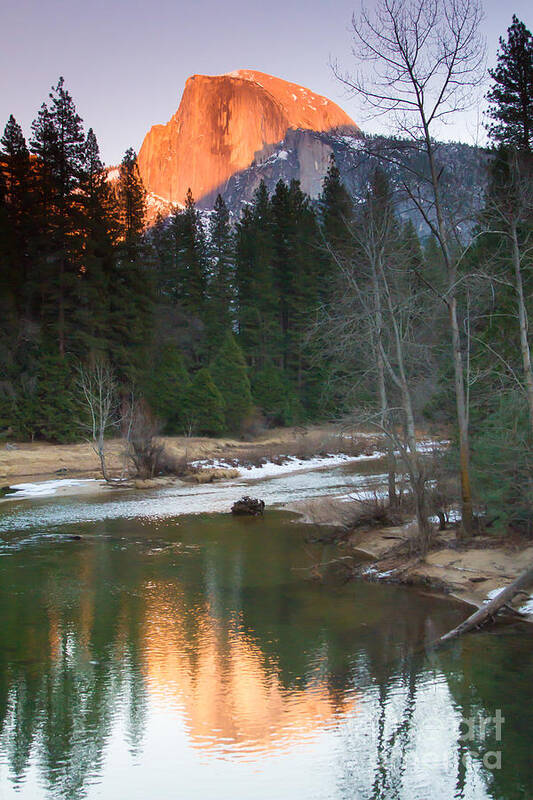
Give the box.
[8,478,99,499]
[192,450,384,480]
[486,585,533,617]
[5,438,448,501]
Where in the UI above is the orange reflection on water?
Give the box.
[140,582,358,757]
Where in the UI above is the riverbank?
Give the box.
[287,495,533,622]
[4,428,530,628]
[0,424,381,484]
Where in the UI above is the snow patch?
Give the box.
[362,565,396,579]
[485,586,506,603]
[416,439,450,453]
[519,595,533,615]
[192,451,384,481]
[8,479,98,499]
[428,508,461,524]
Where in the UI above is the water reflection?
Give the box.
[141,581,359,755]
[0,512,531,799]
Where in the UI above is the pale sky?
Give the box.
[1,0,531,165]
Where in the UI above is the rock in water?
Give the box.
[138,70,359,209]
[231,496,265,516]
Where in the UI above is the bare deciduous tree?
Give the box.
[127,401,165,479]
[335,0,486,538]
[77,360,118,482]
[314,171,435,550]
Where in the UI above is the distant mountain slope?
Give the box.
[220,130,488,236]
[138,70,359,209]
[135,70,487,233]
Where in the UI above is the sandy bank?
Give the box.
[287,496,533,620]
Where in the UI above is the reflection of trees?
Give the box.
[0,513,531,799]
[442,634,533,800]
[0,534,148,798]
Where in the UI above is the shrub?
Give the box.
[127,403,165,478]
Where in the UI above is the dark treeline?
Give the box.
[0,77,350,441]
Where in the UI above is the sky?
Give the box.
[1,0,531,165]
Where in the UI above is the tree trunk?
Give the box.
[98,434,109,482]
[511,222,533,434]
[450,297,475,539]
[380,264,431,549]
[373,271,397,507]
[423,128,474,540]
[436,565,533,646]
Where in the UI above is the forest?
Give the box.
[0,14,532,540]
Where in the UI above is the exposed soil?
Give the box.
[0,425,379,484]
[287,495,533,619]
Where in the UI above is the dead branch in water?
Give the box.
[434,565,533,647]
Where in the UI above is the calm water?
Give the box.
[0,465,532,800]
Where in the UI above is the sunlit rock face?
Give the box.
[137,70,360,209]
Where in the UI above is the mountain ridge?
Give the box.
[137,70,360,208]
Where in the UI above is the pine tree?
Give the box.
[110,148,153,385]
[34,350,77,442]
[235,181,280,368]
[144,343,191,433]
[487,16,533,154]
[319,155,353,289]
[30,77,86,356]
[210,332,252,431]
[252,362,302,426]
[205,194,235,355]
[117,147,146,255]
[271,179,321,383]
[0,116,33,313]
[73,128,118,358]
[186,368,226,436]
[175,189,207,315]
[153,207,179,303]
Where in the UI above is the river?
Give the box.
[0,460,531,799]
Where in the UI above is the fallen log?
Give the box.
[435,565,533,647]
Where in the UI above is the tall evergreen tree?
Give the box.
[487,16,533,154]
[235,181,280,368]
[33,350,77,442]
[271,179,321,386]
[319,156,353,256]
[205,194,235,354]
[145,343,191,434]
[117,147,146,255]
[210,332,252,431]
[110,148,153,384]
[153,207,180,304]
[186,368,226,436]
[175,189,207,315]
[30,77,86,356]
[73,128,118,357]
[252,362,302,426]
[0,116,33,312]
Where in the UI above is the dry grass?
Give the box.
[0,424,382,483]
[185,467,240,484]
